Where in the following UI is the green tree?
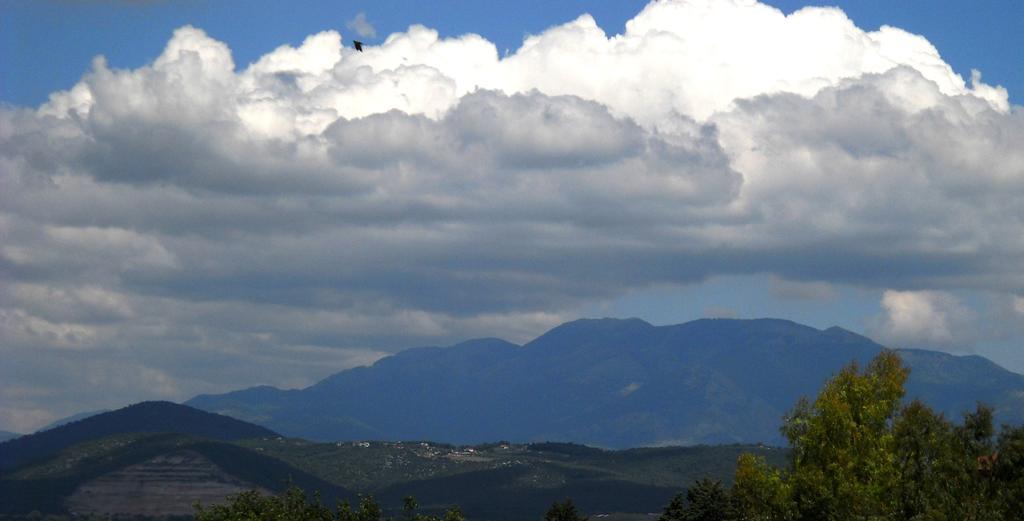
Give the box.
[196,487,465,521]
[731,351,908,520]
[337,494,385,521]
[682,478,733,521]
[397,495,466,521]
[730,351,1022,521]
[403,496,419,521]
[946,404,1003,521]
[439,506,467,521]
[890,399,955,519]
[658,493,687,521]
[994,423,1024,513]
[194,487,333,520]
[543,498,588,521]
[780,350,907,520]
[731,453,791,521]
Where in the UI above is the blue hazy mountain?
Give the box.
[0,431,20,443]
[187,318,1024,448]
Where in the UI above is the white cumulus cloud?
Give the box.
[1,0,1021,430]
[870,290,976,347]
[347,12,377,39]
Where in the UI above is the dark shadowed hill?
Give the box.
[0,433,352,516]
[188,318,1024,447]
[0,401,277,471]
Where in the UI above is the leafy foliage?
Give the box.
[658,493,687,521]
[728,350,1024,521]
[731,454,790,521]
[659,479,733,521]
[781,351,907,519]
[683,479,733,521]
[195,487,466,521]
[542,498,587,521]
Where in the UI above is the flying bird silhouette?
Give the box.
[353,40,364,52]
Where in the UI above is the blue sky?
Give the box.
[1,0,1022,432]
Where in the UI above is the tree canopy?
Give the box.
[194,488,465,521]
[659,478,733,521]
[731,350,1024,521]
[543,498,588,521]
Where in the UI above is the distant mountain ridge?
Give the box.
[0,401,277,471]
[187,318,1024,448]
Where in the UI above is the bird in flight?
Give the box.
[353,41,364,52]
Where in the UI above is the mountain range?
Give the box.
[188,318,1024,447]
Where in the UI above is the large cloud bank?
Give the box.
[2,0,1022,431]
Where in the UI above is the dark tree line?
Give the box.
[194,489,466,521]
[196,489,589,521]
